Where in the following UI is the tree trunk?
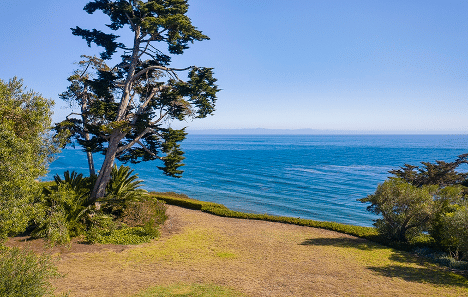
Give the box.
[89,132,122,202]
[81,91,96,177]
[84,132,96,176]
[86,150,96,176]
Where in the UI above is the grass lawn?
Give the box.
[40,204,468,296]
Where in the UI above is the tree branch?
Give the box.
[136,140,161,159]
[131,65,193,83]
[116,126,153,154]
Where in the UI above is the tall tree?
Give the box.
[58,0,219,201]
[57,56,106,177]
[0,77,58,238]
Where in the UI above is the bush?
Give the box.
[32,184,91,246]
[358,179,434,242]
[429,185,466,250]
[436,206,468,260]
[33,167,166,246]
[119,199,167,227]
[86,198,167,245]
[0,246,61,297]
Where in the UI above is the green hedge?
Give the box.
[150,192,379,240]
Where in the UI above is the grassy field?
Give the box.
[42,199,468,297]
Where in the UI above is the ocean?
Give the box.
[46,134,468,227]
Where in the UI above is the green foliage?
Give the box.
[119,198,167,228]
[34,168,166,246]
[32,184,91,246]
[86,196,168,244]
[77,0,209,56]
[362,155,468,264]
[358,179,434,242]
[106,165,147,200]
[59,0,220,200]
[429,185,466,248]
[53,170,94,199]
[0,77,58,239]
[0,246,61,297]
[87,197,167,244]
[436,206,468,260]
[389,154,468,188]
[98,165,148,217]
[158,128,187,177]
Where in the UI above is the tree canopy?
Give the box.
[56,0,220,201]
[0,77,57,238]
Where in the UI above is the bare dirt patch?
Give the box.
[7,205,468,296]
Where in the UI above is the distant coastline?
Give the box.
[186,128,468,135]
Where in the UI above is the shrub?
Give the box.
[53,170,93,199]
[358,179,434,242]
[119,199,167,227]
[429,185,466,250]
[34,168,166,246]
[436,206,468,260]
[32,184,91,246]
[86,198,167,245]
[96,165,148,217]
[0,246,61,297]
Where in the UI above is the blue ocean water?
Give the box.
[46,134,468,227]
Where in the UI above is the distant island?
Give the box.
[186,128,467,135]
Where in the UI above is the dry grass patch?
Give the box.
[133,283,245,297]
[41,205,468,296]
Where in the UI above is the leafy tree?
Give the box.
[0,77,57,239]
[358,179,435,242]
[57,0,220,201]
[389,154,468,188]
[56,57,104,176]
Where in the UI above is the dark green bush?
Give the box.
[389,154,468,188]
[86,197,167,245]
[0,246,61,297]
[32,184,91,246]
[358,179,434,242]
[34,167,166,246]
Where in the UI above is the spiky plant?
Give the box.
[106,165,147,201]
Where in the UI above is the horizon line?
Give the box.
[184,128,468,135]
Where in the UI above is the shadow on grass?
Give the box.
[300,237,468,287]
[300,236,386,251]
[367,264,468,287]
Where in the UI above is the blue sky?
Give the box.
[1,0,467,133]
